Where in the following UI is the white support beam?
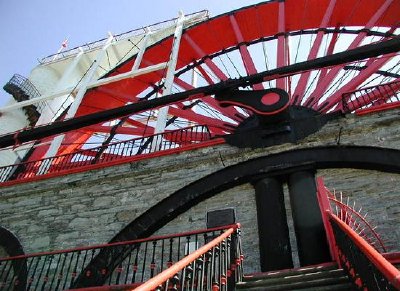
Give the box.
[132,28,153,72]
[0,62,167,113]
[36,48,85,125]
[87,62,167,89]
[38,35,115,174]
[153,12,186,136]
[66,35,115,118]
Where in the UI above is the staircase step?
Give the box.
[237,263,353,291]
[241,269,347,287]
[237,275,350,290]
[243,263,338,281]
[237,276,352,290]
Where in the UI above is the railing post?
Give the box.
[316,177,339,264]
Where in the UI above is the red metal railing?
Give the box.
[0,224,242,291]
[317,177,400,290]
[329,214,400,290]
[70,224,243,291]
[0,125,210,184]
[342,79,400,114]
[316,177,387,254]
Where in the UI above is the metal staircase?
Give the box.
[236,263,352,290]
[3,74,42,125]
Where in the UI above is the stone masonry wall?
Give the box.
[1,108,400,273]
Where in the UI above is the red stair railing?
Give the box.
[317,177,400,290]
[329,214,400,290]
[134,223,242,291]
[0,224,240,290]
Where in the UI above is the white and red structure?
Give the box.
[0,1,400,290]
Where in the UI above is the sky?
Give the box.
[0,0,262,107]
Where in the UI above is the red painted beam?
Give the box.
[229,14,263,90]
[276,1,287,91]
[292,0,337,104]
[308,0,394,108]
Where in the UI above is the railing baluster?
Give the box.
[40,255,54,290]
[131,243,140,284]
[141,242,148,282]
[1,224,241,290]
[33,256,48,291]
[0,260,12,289]
[150,240,157,278]
[123,248,132,284]
[54,253,68,290]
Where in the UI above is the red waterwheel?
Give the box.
[26,0,400,161]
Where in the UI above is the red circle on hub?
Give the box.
[261,92,281,105]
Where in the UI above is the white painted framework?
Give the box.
[0,11,209,167]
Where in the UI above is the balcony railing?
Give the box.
[342,80,400,114]
[0,224,242,290]
[3,74,41,101]
[40,10,209,64]
[0,125,211,184]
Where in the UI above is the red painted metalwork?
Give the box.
[229,14,263,91]
[292,0,337,104]
[134,224,241,291]
[4,0,399,177]
[0,126,217,186]
[342,79,400,113]
[0,224,241,290]
[276,1,287,91]
[316,177,339,263]
[317,177,387,253]
[329,214,400,290]
[308,0,395,109]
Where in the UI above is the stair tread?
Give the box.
[236,282,353,291]
[243,264,339,281]
[237,275,350,289]
[241,270,347,287]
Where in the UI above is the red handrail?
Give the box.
[0,223,237,262]
[329,213,400,289]
[328,197,386,252]
[134,223,240,291]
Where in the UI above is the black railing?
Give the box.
[0,224,242,291]
[330,214,400,290]
[3,74,41,101]
[0,125,211,183]
[342,80,400,113]
[134,225,243,291]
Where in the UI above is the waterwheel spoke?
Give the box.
[308,0,394,108]
[229,14,264,90]
[292,0,337,105]
[276,1,288,91]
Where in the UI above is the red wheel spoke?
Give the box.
[85,125,154,136]
[308,0,394,108]
[276,1,288,91]
[229,14,263,90]
[183,34,228,81]
[292,0,337,105]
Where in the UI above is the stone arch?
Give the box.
[0,227,26,291]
